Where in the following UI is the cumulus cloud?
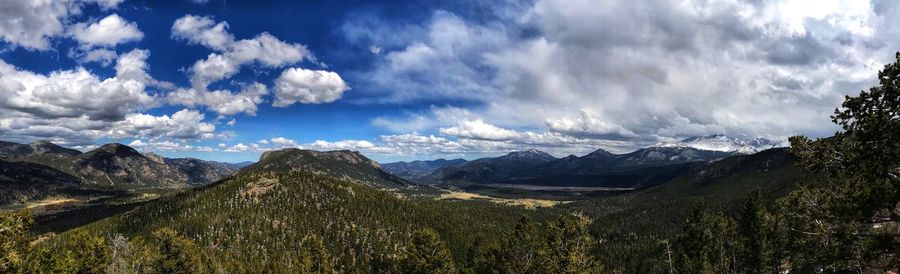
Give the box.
[128,139,216,152]
[168,15,340,116]
[269,137,297,147]
[0,0,72,50]
[344,0,898,147]
[440,119,520,141]
[71,48,118,66]
[545,109,637,140]
[225,143,250,152]
[171,15,234,51]
[68,14,143,48]
[0,53,156,121]
[171,15,312,90]
[273,68,349,106]
[84,0,126,10]
[109,109,216,140]
[0,47,226,146]
[166,82,268,116]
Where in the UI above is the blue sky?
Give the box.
[1,0,898,163]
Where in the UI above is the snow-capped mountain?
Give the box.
[656,134,787,154]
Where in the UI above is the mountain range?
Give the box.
[655,134,787,154]
[384,135,786,189]
[0,140,245,205]
[62,137,800,272]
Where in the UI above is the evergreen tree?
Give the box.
[737,191,774,273]
[546,214,602,274]
[674,203,737,274]
[463,236,502,274]
[299,236,332,273]
[65,229,112,274]
[784,52,900,271]
[132,227,205,274]
[0,210,32,273]
[501,215,551,274]
[401,228,457,274]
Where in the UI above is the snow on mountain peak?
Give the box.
[656,134,786,154]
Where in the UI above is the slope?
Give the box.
[563,148,802,271]
[381,158,468,181]
[239,148,409,189]
[87,160,559,272]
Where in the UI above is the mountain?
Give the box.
[162,157,239,186]
[0,140,81,159]
[424,149,558,184]
[225,161,255,169]
[613,146,733,167]
[381,158,468,181]
[71,144,221,188]
[420,146,735,188]
[656,134,786,154]
[0,140,239,205]
[0,160,82,205]
[83,149,551,273]
[239,148,408,189]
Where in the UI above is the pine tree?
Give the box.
[401,228,457,274]
[299,236,332,273]
[501,215,551,274]
[784,52,900,271]
[131,227,205,274]
[674,203,738,274]
[65,229,112,274]
[0,210,32,273]
[736,191,774,274]
[546,214,602,274]
[464,236,502,274]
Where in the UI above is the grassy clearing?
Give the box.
[438,191,570,208]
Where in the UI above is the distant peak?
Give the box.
[586,148,614,157]
[96,143,142,155]
[26,140,81,156]
[507,148,551,157]
[29,140,56,146]
[657,135,786,154]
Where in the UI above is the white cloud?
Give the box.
[0,0,73,50]
[269,137,297,147]
[0,0,132,51]
[128,139,215,152]
[225,143,250,152]
[68,14,143,48]
[302,140,379,151]
[166,82,268,116]
[273,68,349,106]
[439,119,520,141]
[0,55,156,121]
[84,0,126,10]
[115,49,151,82]
[109,109,216,139]
[72,48,118,66]
[545,109,637,140]
[172,15,311,90]
[171,15,234,51]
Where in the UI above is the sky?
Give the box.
[0,0,898,163]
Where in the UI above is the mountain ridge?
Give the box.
[0,140,239,205]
